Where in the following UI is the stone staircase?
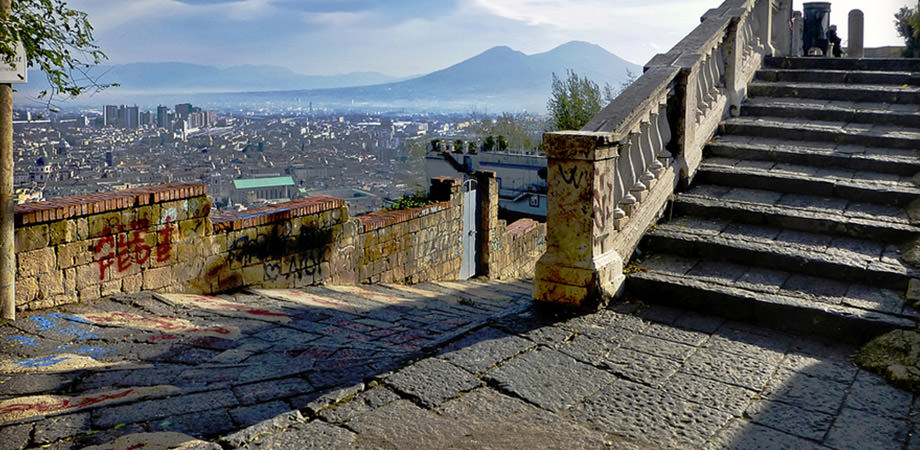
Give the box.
[629,57,920,343]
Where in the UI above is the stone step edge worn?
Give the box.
[755,69,920,86]
[720,119,920,150]
[747,82,920,104]
[695,164,920,206]
[627,270,917,344]
[706,141,920,176]
[644,226,915,289]
[739,103,920,129]
[764,56,920,72]
[672,194,919,242]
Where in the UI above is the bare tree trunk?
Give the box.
[1,0,15,320]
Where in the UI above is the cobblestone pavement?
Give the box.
[2,281,918,449]
[0,280,531,449]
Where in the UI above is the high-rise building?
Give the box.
[119,105,140,129]
[157,106,169,129]
[103,105,118,127]
[175,103,192,119]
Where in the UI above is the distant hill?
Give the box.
[224,41,641,112]
[18,63,405,97]
[16,41,641,113]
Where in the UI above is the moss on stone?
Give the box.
[854,330,920,393]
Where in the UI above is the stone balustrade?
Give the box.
[535,0,791,308]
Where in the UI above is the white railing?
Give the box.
[535,0,791,308]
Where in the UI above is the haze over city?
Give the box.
[57,0,908,78]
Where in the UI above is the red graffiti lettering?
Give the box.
[157,217,175,263]
[93,219,158,280]
[93,231,116,280]
[128,219,152,265]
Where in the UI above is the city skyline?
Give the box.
[67,0,907,79]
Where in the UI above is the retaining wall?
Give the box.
[12,177,543,311]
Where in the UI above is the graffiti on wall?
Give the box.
[92,217,177,280]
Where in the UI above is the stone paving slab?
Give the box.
[4,281,920,449]
[0,280,530,448]
[184,295,920,449]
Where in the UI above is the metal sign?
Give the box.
[0,41,27,84]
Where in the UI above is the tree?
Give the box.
[453,139,464,153]
[895,6,920,58]
[482,135,495,152]
[0,0,115,103]
[497,135,509,152]
[467,141,477,153]
[547,69,604,131]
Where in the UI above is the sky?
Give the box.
[69,0,910,77]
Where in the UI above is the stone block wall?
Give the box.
[13,184,211,310]
[476,170,547,281]
[10,176,543,312]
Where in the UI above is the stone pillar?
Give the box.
[848,10,864,59]
[475,171,498,278]
[791,11,804,56]
[756,0,774,56]
[534,132,625,309]
[771,0,794,57]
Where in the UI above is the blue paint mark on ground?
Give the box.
[72,346,114,358]
[30,315,59,331]
[16,355,70,368]
[28,313,98,340]
[59,327,98,341]
[50,312,92,324]
[6,335,39,346]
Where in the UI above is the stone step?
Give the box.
[764,56,920,72]
[628,255,918,343]
[643,216,919,290]
[756,68,919,86]
[707,135,920,176]
[748,81,920,104]
[740,97,920,129]
[696,157,920,206]
[674,185,919,242]
[720,116,920,150]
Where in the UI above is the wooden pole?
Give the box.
[1,0,15,320]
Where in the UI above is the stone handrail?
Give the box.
[535,0,791,308]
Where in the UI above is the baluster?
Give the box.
[709,47,721,102]
[715,43,727,87]
[617,137,637,216]
[648,110,666,177]
[695,66,707,118]
[639,121,656,186]
[743,18,755,58]
[627,132,648,203]
[613,144,628,230]
[657,101,673,167]
[700,53,715,107]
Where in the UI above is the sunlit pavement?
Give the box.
[1,280,916,449]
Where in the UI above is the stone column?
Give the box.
[791,11,804,56]
[534,132,625,309]
[475,171,498,278]
[771,0,794,57]
[756,0,774,56]
[848,10,864,59]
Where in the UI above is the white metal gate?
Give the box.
[460,179,478,280]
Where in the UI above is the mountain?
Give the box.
[222,41,642,112]
[17,41,641,113]
[18,63,405,97]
